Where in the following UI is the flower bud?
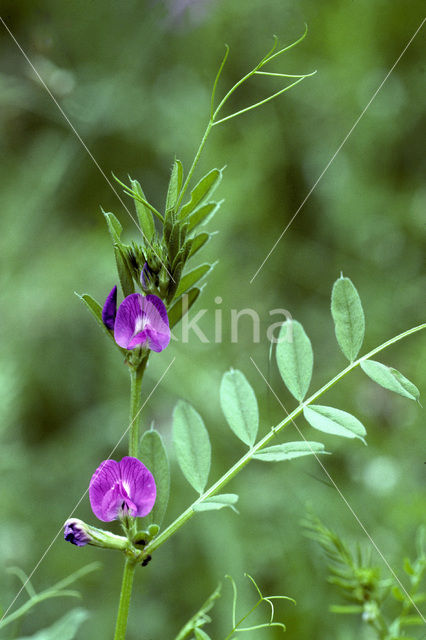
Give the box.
[64,518,128,551]
[64,518,92,547]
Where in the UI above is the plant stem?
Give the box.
[113,559,137,640]
[113,356,149,640]
[176,121,213,210]
[145,323,425,556]
[129,357,148,458]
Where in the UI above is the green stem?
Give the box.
[113,356,149,640]
[113,559,137,640]
[129,358,148,458]
[176,121,214,210]
[176,31,313,212]
[145,323,425,556]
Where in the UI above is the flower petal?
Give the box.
[127,329,149,350]
[114,293,170,352]
[144,326,170,352]
[143,296,170,351]
[102,286,117,330]
[89,459,121,522]
[64,518,91,546]
[100,482,138,521]
[145,295,169,327]
[114,294,145,349]
[119,456,156,517]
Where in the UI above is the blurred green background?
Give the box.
[1,1,424,638]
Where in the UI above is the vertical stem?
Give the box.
[176,120,213,209]
[129,357,148,458]
[113,558,137,640]
[113,355,149,640]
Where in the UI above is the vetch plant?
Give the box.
[0,563,99,636]
[57,31,425,640]
[172,575,294,639]
[303,516,426,639]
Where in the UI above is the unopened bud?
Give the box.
[64,518,128,551]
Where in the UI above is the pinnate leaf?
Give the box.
[77,293,124,350]
[188,232,211,259]
[168,287,202,329]
[188,201,222,231]
[16,608,89,640]
[253,441,327,462]
[113,245,134,297]
[194,630,212,640]
[129,178,155,242]
[175,263,213,298]
[103,210,123,244]
[194,494,239,513]
[180,169,222,218]
[173,401,211,493]
[331,276,365,361]
[360,360,420,402]
[303,404,366,442]
[220,369,258,446]
[139,429,170,527]
[166,159,183,214]
[276,320,313,402]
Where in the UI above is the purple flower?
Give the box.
[64,518,92,546]
[102,285,117,330]
[89,456,156,522]
[114,294,170,352]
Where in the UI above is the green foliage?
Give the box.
[76,292,124,350]
[0,563,99,632]
[360,360,420,402]
[209,27,315,126]
[188,232,212,259]
[103,210,123,244]
[179,169,223,219]
[252,441,327,461]
[187,202,222,232]
[303,514,385,607]
[276,320,314,402]
[168,287,202,329]
[114,174,164,224]
[129,178,155,242]
[173,400,211,494]
[165,160,184,216]
[193,629,211,640]
[175,263,214,298]
[303,405,367,443]
[194,494,239,513]
[304,515,426,639]
[15,608,89,640]
[174,583,222,640]
[102,209,135,297]
[2,2,425,638]
[331,276,365,362]
[220,369,259,447]
[223,574,294,638]
[175,575,293,640]
[140,428,170,527]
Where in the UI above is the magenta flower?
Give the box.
[102,288,170,352]
[89,456,156,522]
[114,293,170,352]
[102,285,117,330]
